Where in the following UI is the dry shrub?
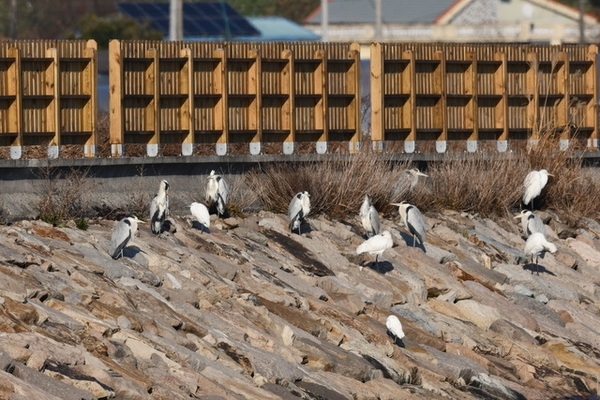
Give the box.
[245,153,401,218]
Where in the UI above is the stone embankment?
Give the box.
[0,207,599,399]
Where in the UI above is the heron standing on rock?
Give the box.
[109,216,142,259]
[206,170,229,217]
[523,169,553,210]
[190,202,210,232]
[386,315,405,347]
[391,201,426,247]
[514,210,544,237]
[150,180,169,235]
[524,232,557,275]
[289,191,311,234]
[356,230,393,268]
[359,194,380,238]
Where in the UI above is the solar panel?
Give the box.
[118,2,260,38]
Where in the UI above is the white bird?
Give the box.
[514,210,544,237]
[206,170,229,217]
[359,194,380,238]
[289,191,311,234]
[150,180,169,235]
[391,201,426,247]
[524,232,557,275]
[386,315,405,347]
[190,202,210,233]
[109,216,142,259]
[356,230,393,267]
[523,169,553,210]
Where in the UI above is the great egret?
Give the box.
[190,202,210,232]
[514,210,544,237]
[356,230,393,267]
[289,191,311,234]
[524,232,557,275]
[109,216,142,259]
[359,194,380,238]
[391,201,426,247]
[206,170,229,217]
[386,315,405,347]
[523,169,553,210]
[150,180,169,234]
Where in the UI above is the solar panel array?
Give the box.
[118,2,260,38]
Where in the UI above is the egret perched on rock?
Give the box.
[386,315,405,347]
[524,232,557,275]
[391,201,426,247]
[206,170,229,217]
[359,194,380,238]
[523,169,553,210]
[109,216,142,259]
[190,202,210,233]
[289,191,311,234]
[356,230,393,268]
[514,210,544,237]
[150,180,169,235]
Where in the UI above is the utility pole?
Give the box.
[375,0,382,41]
[169,0,183,41]
[321,0,328,42]
[579,0,586,43]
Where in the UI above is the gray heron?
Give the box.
[206,170,229,217]
[359,194,380,238]
[288,191,311,234]
[524,232,557,275]
[391,201,426,247]
[190,202,210,232]
[514,210,544,237]
[109,216,142,259]
[386,315,405,347]
[356,230,393,267]
[392,168,428,199]
[523,169,553,210]
[150,180,169,235]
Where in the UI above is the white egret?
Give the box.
[288,191,311,234]
[524,232,557,275]
[206,170,229,217]
[356,230,393,267]
[150,180,169,235]
[391,201,426,247]
[386,315,405,347]
[523,169,553,210]
[359,194,380,238]
[190,202,210,232]
[109,216,142,259]
[514,210,544,237]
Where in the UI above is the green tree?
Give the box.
[74,13,163,48]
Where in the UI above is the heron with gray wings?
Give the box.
[391,201,426,247]
[524,232,557,275]
[359,194,380,238]
[190,202,210,233]
[514,210,544,237]
[109,216,143,259]
[150,180,169,235]
[206,170,229,217]
[288,191,311,234]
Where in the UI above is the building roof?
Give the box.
[304,0,457,24]
[245,16,321,41]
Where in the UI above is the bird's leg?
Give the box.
[535,255,539,275]
[412,234,416,247]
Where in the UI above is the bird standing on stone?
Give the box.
[190,202,210,233]
[391,201,426,247]
[150,180,169,235]
[288,191,311,234]
[386,315,405,347]
[356,230,393,268]
[109,216,142,259]
[523,169,553,210]
[206,170,229,217]
[514,210,544,237]
[359,194,380,238]
[524,232,557,275]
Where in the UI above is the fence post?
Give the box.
[315,49,328,154]
[369,42,383,152]
[281,49,295,155]
[181,47,194,156]
[495,52,508,152]
[145,48,160,157]
[46,47,60,159]
[434,50,447,153]
[7,47,22,159]
[586,44,598,150]
[83,40,97,157]
[248,48,261,155]
[109,40,123,156]
[526,52,539,148]
[213,48,228,156]
[404,49,416,153]
[348,43,361,153]
[466,51,478,152]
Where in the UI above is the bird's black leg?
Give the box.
[535,255,539,275]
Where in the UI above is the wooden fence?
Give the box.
[0,40,597,159]
[0,40,97,159]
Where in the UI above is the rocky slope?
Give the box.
[0,206,599,399]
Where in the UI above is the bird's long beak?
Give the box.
[390,203,402,206]
[548,173,555,177]
[417,171,428,177]
[513,215,521,219]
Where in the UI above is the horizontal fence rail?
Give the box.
[0,40,597,159]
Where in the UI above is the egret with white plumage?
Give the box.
[391,201,426,247]
[524,232,557,275]
[356,230,393,268]
[190,202,210,233]
[150,180,169,235]
[206,170,229,217]
[523,169,553,210]
[288,191,311,234]
[514,210,544,237]
[109,216,142,259]
[359,194,380,238]
[386,315,405,347]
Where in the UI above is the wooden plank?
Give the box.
[526,52,539,138]
[180,47,193,150]
[466,51,477,140]
[247,49,261,147]
[495,52,508,140]
[434,50,446,142]
[404,50,417,142]
[555,52,568,139]
[369,42,383,143]
[281,49,295,149]
[314,49,328,143]
[8,47,21,145]
[46,47,60,147]
[348,43,361,153]
[586,44,598,148]
[83,41,97,157]
[213,48,227,150]
[108,40,123,156]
